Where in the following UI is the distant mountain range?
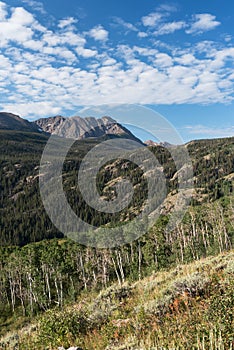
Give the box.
[144,140,173,148]
[0,112,142,143]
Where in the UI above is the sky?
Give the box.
[0,0,233,142]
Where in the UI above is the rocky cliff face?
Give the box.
[35,115,141,142]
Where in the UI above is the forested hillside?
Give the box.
[0,131,233,245]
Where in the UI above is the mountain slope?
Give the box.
[0,132,233,246]
[2,249,233,349]
[34,115,142,142]
[0,112,40,133]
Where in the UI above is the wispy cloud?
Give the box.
[112,17,138,32]
[141,4,176,27]
[21,0,46,15]
[58,17,78,29]
[154,21,186,36]
[0,1,7,20]
[184,124,234,138]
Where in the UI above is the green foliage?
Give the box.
[38,308,89,348]
[16,250,234,350]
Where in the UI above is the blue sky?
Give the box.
[0,0,233,142]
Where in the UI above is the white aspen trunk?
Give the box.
[138,242,142,280]
[111,255,121,286]
[117,251,125,284]
[80,254,87,290]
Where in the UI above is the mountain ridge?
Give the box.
[34,114,142,142]
[0,112,142,143]
[0,112,40,133]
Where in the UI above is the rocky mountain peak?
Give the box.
[34,115,142,142]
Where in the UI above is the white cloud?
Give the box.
[184,124,234,137]
[58,17,78,29]
[43,30,86,47]
[42,46,77,62]
[75,46,97,58]
[0,6,35,46]
[89,25,108,41]
[23,39,44,51]
[3,101,62,119]
[154,53,173,67]
[11,7,34,25]
[187,13,221,34]
[113,17,138,32]
[133,46,158,57]
[21,0,46,15]
[157,4,177,13]
[137,31,148,38]
[175,54,197,65]
[141,5,176,27]
[154,21,186,36]
[142,12,163,27]
[2,41,234,116]
[209,47,234,69]
[0,2,233,118]
[0,1,7,20]
[102,58,117,66]
[224,35,232,43]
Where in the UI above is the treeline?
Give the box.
[0,197,233,322]
[187,137,234,200]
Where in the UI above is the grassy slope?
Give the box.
[1,249,232,350]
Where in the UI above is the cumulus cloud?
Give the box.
[42,46,77,61]
[43,30,86,47]
[89,25,108,41]
[186,13,221,34]
[75,46,97,58]
[0,6,35,46]
[154,53,173,67]
[175,54,197,65]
